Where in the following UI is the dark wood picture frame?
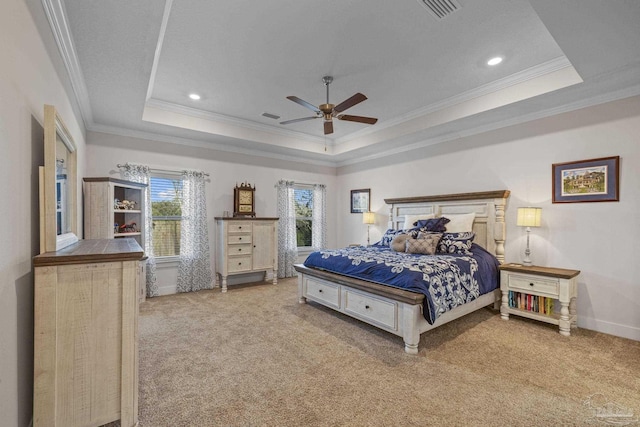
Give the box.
[350,188,370,213]
[552,156,619,203]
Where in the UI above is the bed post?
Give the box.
[388,205,394,229]
[493,196,507,264]
[402,304,422,355]
[298,274,306,304]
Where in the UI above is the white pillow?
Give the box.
[402,213,435,230]
[443,212,476,232]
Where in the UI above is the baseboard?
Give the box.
[579,316,640,341]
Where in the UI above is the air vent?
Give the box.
[417,0,461,20]
[261,112,280,120]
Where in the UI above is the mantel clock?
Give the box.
[233,182,256,217]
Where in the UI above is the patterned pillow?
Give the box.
[390,234,410,252]
[376,229,407,247]
[437,232,476,255]
[406,233,443,255]
[414,217,451,232]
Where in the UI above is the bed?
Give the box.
[294,190,510,354]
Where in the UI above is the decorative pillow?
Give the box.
[414,217,451,232]
[443,213,476,232]
[406,233,443,255]
[437,232,476,255]
[376,229,407,247]
[402,213,435,230]
[390,234,410,252]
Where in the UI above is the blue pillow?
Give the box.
[414,217,451,232]
[437,232,475,255]
[375,229,407,246]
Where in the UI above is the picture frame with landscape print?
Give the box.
[552,156,619,203]
[350,188,370,213]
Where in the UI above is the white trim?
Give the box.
[145,98,328,146]
[41,0,94,127]
[87,123,338,168]
[579,316,640,342]
[145,0,174,101]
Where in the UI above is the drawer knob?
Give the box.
[239,226,242,229]
[239,237,242,240]
[318,289,323,293]
[530,283,534,287]
[238,262,242,265]
[365,305,370,310]
[238,248,241,251]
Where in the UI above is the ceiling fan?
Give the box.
[280,76,378,135]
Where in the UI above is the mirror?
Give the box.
[40,104,78,252]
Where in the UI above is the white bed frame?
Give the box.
[295,190,510,354]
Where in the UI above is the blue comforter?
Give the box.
[303,244,499,324]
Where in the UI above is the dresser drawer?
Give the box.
[508,274,559,296]
[228,244,252,255]
[305,278,340,309]
[228,222,250,233]
[227,255,252,272]
[228,234,251,244]
[344,289,398,331]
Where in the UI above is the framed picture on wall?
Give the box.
[552,156,620,203]
[350,188,370,213]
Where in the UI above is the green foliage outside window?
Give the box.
[294,188,313,247]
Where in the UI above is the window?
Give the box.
[294,187,313,248]
[150,175,183,257]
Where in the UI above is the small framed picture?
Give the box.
[350,189,370,213]
[552,156,620,203]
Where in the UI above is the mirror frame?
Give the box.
[40,104,78,252]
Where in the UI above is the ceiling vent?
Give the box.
[261,112,280,120]
[417,0,461,20]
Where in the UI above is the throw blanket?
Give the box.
[303,244,499,324]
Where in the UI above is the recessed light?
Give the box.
[188,93,201,100]
[487,57,503,66]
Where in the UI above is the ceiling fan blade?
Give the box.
[333,93,367,113]
[286,96,321,114]
[279,116,320,125]
[337,114,378,125]
[324,121,334,135]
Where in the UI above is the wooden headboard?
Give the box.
[384,190,510,263]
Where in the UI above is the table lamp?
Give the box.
[516,207,542,266]
[363,212,375,246]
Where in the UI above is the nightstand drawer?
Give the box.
[508,274,559,296]
[228,234,251,244]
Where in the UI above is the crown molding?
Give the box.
[86,123,337,168]
[336,84,640,168]
[41,0,94,127]
[145,98,329,147]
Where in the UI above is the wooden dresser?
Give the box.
[33,238,144,427]
[215,217,278,292]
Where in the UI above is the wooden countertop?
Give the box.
[34,238,144,266]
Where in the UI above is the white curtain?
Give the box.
[276,180,297,278]
[177,170,213,292]
[119,163,159,297]
[311,184,326,251]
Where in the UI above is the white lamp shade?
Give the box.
[517,207,542,227]
[362,211,375,225]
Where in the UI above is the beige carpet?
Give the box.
[137,278,640,427]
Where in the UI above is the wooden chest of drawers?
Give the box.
[215,217,278,292]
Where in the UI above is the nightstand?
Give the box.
[499,264,580,336]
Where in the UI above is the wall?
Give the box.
[0,0,86,425]
[85,131,338,294]
[336,96,640,341]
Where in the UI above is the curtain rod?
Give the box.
[117,164,210,177]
